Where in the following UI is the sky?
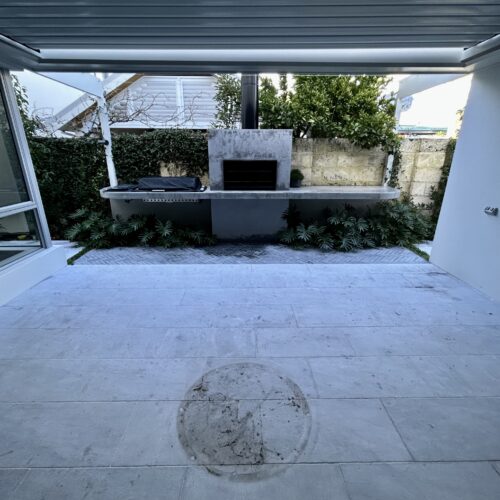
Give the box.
[390,74,472,129]
[13,70,472,134]
[13,71,83,119]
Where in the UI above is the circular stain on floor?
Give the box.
[177,362,311,480]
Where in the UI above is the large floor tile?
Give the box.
[0,328,80,359]
[293,304,386,327]
[399,295,500,325]
[82,358,208,401]
[110,401,189,465]
[443,355,500,396]
[181,464,349,500]
[347,325,500,356]
[383,397,500,460]
[183,287,373,306]
[302,399,411,462]
[295,301,500,327]
[0,327,167,359]
[203,357,318,399]
[256,327,355,357]
[30,304,295,329]
[309,355,469,398]
[403,271,465,289]
[248,267,312,288]
[0,469,28,499]
[10,467,186,500]
[126,304,296,328]
[305,269,411,288]
[0,402,133,467]
[427,325,500,355]
[7,287,185,307]
[346,326,457,356]
[341,462,500,500]
[0,306,47,329]
[160,328,256,358]
[0,358,207,402]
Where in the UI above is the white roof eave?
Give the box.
[3,33,500,74]
[34,47,468,74]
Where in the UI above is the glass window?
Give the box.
[0,210,41,267]
[0,88,29,208]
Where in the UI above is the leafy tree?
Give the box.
[213,74,241,128]
[259,74,300,131]
[11,74,45,139]
[214,73,399,152]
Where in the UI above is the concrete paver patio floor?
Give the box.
[1,261,500,499]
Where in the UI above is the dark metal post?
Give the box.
[241,73,258,129]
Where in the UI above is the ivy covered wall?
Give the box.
[29,129,208,237]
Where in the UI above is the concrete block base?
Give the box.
[110,199,212,231]
[211,200,288,240]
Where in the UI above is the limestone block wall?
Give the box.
[158,136,451,206]
[397,138,451,206]
[292,137,452,206]
[292,138,386,187]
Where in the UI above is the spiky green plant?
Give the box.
[279,199,431,252]
[65,209,215,249]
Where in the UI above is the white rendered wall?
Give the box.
[0,246,66,305]
[431,63,500,302]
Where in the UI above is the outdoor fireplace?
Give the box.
[223,159,278,190]
[201,129,294,238]
[208,129,293,191]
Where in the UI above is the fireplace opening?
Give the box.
[223,160,278,191]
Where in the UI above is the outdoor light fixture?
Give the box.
[484,206,499,216]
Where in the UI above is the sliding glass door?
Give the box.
[0,70,51,268]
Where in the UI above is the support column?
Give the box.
[431,63,500,301]
[384,98,403,185]
[96,96,118,187]
[241,74,258,129]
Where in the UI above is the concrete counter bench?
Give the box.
[100,185,400,201]
[101,185,400,239]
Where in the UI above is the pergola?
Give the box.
[0,0,499,301]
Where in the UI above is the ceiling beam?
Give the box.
[461,34,500,63]
[0,34,40,70]
[29,47,466,74]
[397,73,466,98]
[37,72,103,97]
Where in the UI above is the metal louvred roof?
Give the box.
[1,0,499,49]
[0,0,500,73]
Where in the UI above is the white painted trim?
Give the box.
[461,34,500,64]
[0,70,52,248]
[37,72,103,97]
[0,34,40,70]
[397,74,465,99]
[26,47,468,74]
[47,73,136,132]
[0,201,36,218]
[176,77,185,125]
[96,96,118,187]
[40,47,464,64]
[0,246,67,305]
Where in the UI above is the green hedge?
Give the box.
[29,129,209,237]
[30,137,108,238]
[112,129,208,181]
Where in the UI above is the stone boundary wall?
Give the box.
[292,137,452,206]
[292,138,386,187]
[397,138,450,206]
